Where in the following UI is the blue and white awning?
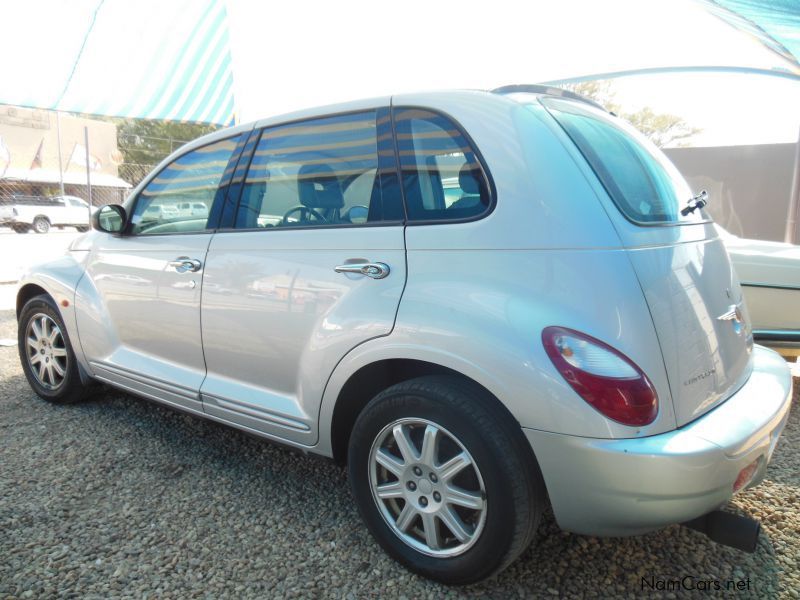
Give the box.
[2,0,235,125]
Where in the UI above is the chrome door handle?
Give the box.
[334,262,390,279]
[168,257,202,273]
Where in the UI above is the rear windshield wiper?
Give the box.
[681,190,708,216]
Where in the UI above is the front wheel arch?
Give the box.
[16,283,50,320]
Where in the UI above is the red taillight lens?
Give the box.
[542,326,658,427]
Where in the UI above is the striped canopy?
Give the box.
[2,0,235,125]
[1,0,798,126]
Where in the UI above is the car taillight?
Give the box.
[542,326,658,426]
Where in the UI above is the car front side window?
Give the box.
[130,136,241,235]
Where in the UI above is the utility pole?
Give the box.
[56,112,65,197]
[84,126,93,224]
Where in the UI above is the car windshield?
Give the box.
[539,97,706,225]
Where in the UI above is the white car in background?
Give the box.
[0,194,94,233]
[719,225,800,350]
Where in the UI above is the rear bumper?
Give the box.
[525,345,793,536]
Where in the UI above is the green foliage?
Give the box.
[561,81,701,148]
[112,119,220,165]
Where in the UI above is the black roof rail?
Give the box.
[491,84,607,112]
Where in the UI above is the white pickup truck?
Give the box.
[0,195,94,233]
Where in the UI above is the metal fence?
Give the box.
[0,105,212,228]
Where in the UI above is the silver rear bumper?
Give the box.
[525,345,793,536]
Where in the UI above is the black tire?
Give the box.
[75,226,90,233]
[18,295,87,404]
[32,216,50,233]
[12,224,30,234]
[348,375,546,584]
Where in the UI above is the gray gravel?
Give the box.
[0,309,797,599]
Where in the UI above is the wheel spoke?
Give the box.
[376,481,404,500]
[420,513,441,550]
[48,328,60,343]
[51,347,67,358]
[27,336,39,350]
[446,485,484,510]
[51,359,66,377]
[31,319,43,341]
[419,424,439,467]
[30,353,42,365]
[40,317,49,340]
[37,361,47,383]
[395,503,417,532]
[375,448,405,477]
[46,363,56,384]
[392,424,418,463]
[438,452,471,481]
[439,506,471,543]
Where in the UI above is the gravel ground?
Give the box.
[0,310,797,599]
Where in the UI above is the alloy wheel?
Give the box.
[25,313,68,390]
[368,418,487,557]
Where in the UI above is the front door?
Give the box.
[200,108,406,444]
[75,135,244,411]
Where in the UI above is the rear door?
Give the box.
[543,98,753,426]
[200,107,406,444]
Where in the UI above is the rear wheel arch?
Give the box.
[329,358,529,466]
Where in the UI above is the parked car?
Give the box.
[0,194,93,233]
[141,203,179,222]
[16,86,792,584]
[718,225,800,349]
[176,201,209,218]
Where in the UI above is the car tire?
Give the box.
[348,375,545,584]
[76,226,90,233]
[32,216,50,234]
[12,224,30,234]
[18,295,88,404]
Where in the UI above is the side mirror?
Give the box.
[93,204,127,233]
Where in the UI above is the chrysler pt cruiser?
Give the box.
[16,86,793,584]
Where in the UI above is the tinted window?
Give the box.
[394,108,490,222]
[236,111,402,229]
[542,98,701,224]
[131,136,240,235]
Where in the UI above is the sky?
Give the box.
[612,72,800,147]
[226,0,800,144]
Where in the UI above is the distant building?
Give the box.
[0,105,130,205]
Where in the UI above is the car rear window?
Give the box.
[541,98,705,225]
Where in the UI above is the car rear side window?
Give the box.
[131,136,241,235]
[235,110,403,229]
[541,98,702,224]
[393,108,491,222]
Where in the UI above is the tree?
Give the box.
[112,119,220,166]
[561,81,701,148]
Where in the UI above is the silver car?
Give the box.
[16,86,793,584]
